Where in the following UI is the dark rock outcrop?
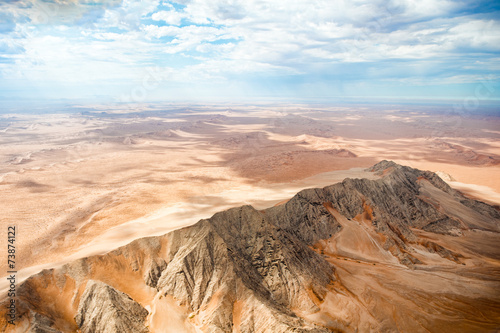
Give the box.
[75,280,149,333]
[27,312,62,333]
[156,206,334,332]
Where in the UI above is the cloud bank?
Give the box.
[0,0,499,102]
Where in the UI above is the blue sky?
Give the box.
[0,0,499,104]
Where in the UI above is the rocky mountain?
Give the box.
[2,161,500,332]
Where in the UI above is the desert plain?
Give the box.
[1,103,500,287]
[1,103,500,332]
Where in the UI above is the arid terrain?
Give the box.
[1,103,500,332]
[1,160,500,333]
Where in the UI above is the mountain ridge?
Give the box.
[2,161,500,332]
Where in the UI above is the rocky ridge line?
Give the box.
[2,160,499,332]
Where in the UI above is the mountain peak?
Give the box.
[367,159,400,174]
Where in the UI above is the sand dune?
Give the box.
[1,104,499,293]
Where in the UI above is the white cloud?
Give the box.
[391,0,460,21]
[1,0,500,100]
[152,10,184,26]
[99,0,159,30]
[448,19,500,51]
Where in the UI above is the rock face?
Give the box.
[75,280,149,333]
[27,312,62,333]
[1,161,500,333]
[156,205,335,332]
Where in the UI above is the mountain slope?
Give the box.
[2,161,500,332]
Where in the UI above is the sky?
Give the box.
[0,0,500,105]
